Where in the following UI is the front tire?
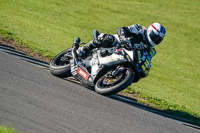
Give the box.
[95,68,134,95]
[49,48,72,78]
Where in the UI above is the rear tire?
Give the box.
[95,68,134,95]
[49,48,72,78]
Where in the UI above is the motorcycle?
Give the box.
[49,30,146,95]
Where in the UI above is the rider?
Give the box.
[72,22,166,79]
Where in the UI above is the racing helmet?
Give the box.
[146,23,166,47]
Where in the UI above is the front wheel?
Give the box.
[95,67,134,95]
[49,48,72,78]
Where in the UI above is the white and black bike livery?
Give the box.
[50,30,145,95]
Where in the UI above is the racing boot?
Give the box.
[73,37,81,49]
[78,33,115,58]
[72,37,81,64]
[60,37,80,64]
[78,40,97,59]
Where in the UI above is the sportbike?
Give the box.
[50,30,145,95]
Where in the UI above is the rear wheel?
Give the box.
[95,67,134,95]
[49,48,72,78]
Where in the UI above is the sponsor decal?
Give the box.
[126,55,131,62]
[70,59,78,76]
[137,51,142,63]
[77,67,89,80]
[141,65,146,71]
[117,49,121,52]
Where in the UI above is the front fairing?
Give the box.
[70,59,94,88]
[97,48,130,66]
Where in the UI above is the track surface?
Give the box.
[0,49,199,133]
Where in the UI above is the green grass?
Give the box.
[0,0,200,125]
[0,126,19,133]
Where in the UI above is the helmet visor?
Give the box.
[149,30,163,45]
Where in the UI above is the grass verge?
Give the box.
[0,126,19,133]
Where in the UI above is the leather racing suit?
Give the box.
[75,24,156,79]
